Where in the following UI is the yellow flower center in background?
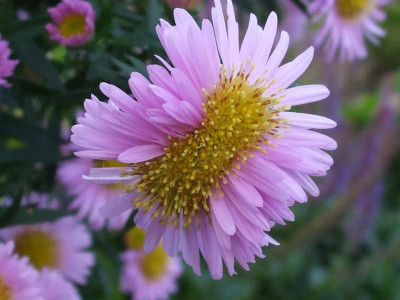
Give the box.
[124,227,146,250]
[14,229,58,270]
[0,277,11,300]
[335,0,371,20]
[140,245,169,280]
[133,67,287,229]
[59,14,86,38]
[95,160,130,191]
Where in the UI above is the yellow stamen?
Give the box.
[0,277,11,300]
[335,0,372,20]
[14,229,58,270]
[124,227,146,250]
[131,67,287,229]
[140,245,169,280]
[59,14,86,38]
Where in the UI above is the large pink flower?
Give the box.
[0,36,19,87]
[0,241,43,300]
[309,0,388,62]
[57,157,133,230]
[71,0,336,279]
[46,0,95,48]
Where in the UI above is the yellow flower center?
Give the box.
[132,67,287,229]
[95,160,130,191]
[124,227,145,250]
[0,277,11,300]
[335,0,372,20]
[14,229,58,270]
[140,245,169,280]
[59,14,86,38]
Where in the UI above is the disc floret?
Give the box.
[335,0,372,20]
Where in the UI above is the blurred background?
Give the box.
[1,0,400,299]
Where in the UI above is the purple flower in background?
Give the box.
[0,241,43,300]
[310,0,388,62]
[281,0,308,43]
[46,0,95,48]
[71,0,336,279]
[0,194,95,284]
[38,269,80,300]
[0,36,19,87]
[120,228,182,300]
[57,158,133,230]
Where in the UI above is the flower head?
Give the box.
[38,269,80,300]
[0,36,19,87]
[46,0,95,47]
[166,0,199,9]
[57,158,133,230]
[72,0,336,279]
[0,241,43,300]
[120,228,182,300]
[310,0,388,62]
[0,194,95,284]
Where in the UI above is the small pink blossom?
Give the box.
[46,0,95,48]
[120,248,182,300]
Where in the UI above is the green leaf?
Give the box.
[3,15,48,42]
[13,39,64,92]
[0,207,73,228]
[146,0,163,32]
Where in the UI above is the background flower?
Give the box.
[0,241,43,300]
[0,195,95,285]
[0,35,19,87]
[120,227,182,300]
[38,269,80,300]
[57,157,133,230]
[45,0,95,47]
[310,0,388,61]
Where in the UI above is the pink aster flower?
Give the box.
[0,36,19,87]
[0,241,43,300]
[71,0,336,279]
[121,228,182,300]
[166,0,199,9]
[309,0,388,62]
[46,0,95,48]
[57,157,133,230]
[0,194,94,284]
[38,269,80,300]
